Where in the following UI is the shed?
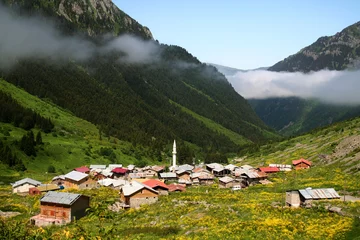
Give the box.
[11,178,42,194]
[292,159,312,170]
[29,184,60,195]
[30,191,90,226]
[120,181,159,208]
[286,188,341,207]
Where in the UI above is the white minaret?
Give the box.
[172,140,177,169]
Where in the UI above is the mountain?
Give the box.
[269,21,360,72]
[208,63,268,75]
[0,0,278,167]
[248,97,360,136]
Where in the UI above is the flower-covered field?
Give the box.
[1,167,360,240]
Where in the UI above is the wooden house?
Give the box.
[292,159,312,170]
[159,172,177,181]
[111,167,129,179]
[176,170,191,181]
[191,172,215,185]
[120,181,159,208]
[218,176,236,188]
[11,178,42,194]
[63,171,97,189]
[238,170,267,186]
[286,188,340,208]
[52,175,65,186]
[168,183,186,192]
[143,179,169,195]
[30,191,90,226]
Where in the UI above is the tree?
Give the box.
[36,131,43,145]
[20,131,36,156]
[47,165,56,173]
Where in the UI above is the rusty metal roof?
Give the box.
[219,176,235,183]
[299,188,340,200]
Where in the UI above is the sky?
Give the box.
[114,0,360,69]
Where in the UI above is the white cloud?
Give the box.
[225,69,360,105]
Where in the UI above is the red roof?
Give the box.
[167,184,186,192]
[259,167,280,173]
[74,166,90,173]
[111,167,128,174]
[143,179,169,190]
[292,158,312,166]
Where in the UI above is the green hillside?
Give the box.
[0,79,163,183]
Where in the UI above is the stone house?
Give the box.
[120,181,159,208]
[218,176,237,188]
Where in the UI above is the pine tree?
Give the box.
[36,131,43,145]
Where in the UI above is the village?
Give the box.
[9,140,345,228]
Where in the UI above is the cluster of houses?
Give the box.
[10,158,317,226]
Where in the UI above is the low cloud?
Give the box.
[0,4,160,69]
[225,69,360,105]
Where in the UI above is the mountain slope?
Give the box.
[0,1,278,155]
[269,22,360,72]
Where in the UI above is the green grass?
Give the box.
[0,80,161,182]
[170,100,251,146]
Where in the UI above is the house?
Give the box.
[269,164,292,171]
[177,164,194,172]
[192,168,209,173]
[128,173,148,179]
[120,181,159,208]
[29,184,60,195]
[240,165,255,170]
[152,166,165,174]
[206,163,223,172]
[51,175,65,186]
[224,164,238,172]
[286,188,341,208]
[97,178,128,189]
[238,169,267,186]
[63,171,97,189]
[108,164,123,170]
[111,167,129,179]
[127,164,135,172]
[191,172,215,185]
[89,165,106,170]
[176,170,191,181]
[30,191,90,226]
[159,172,177,181]
[292,159,312,170]
[143,179,169,195]
[11,178,42,194]
[168,184,186,192]
[143,168,158,178]
[258,167,280,174]
[74,166,90,174]
[218,176,236,188]
[100,168,114,178]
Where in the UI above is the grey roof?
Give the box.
[224,164,238,171]
[160,172,177,178]
[219,176,235,183]
[90,165,106,169]
[41,191,84,205]
[299,188,340,200]
[52,175,65,181]
[98,178,128,187]
[108,164,123,170]
[64,171,88,182]
[206,163,223,169]
[122,181,158,196]
[12,178,42,188]
[240,165,254,170]
[177,164,194,172]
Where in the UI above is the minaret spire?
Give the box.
[172,140,177,169]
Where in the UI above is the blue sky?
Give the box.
[113,0,360,69]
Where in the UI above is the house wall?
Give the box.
[219,181,235,188]
[199,179,214,185]
[178,173,190,181]
[29,188,41,195]
[63,177,88,189]
[121,188,159,208]
[13,183,37,194]
[40,204,71,222]
[286,191,301,207]
[294,163,310,170]
[78,179,98,190]
[70,196,90,221]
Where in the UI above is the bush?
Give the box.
[47,165,56,173]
